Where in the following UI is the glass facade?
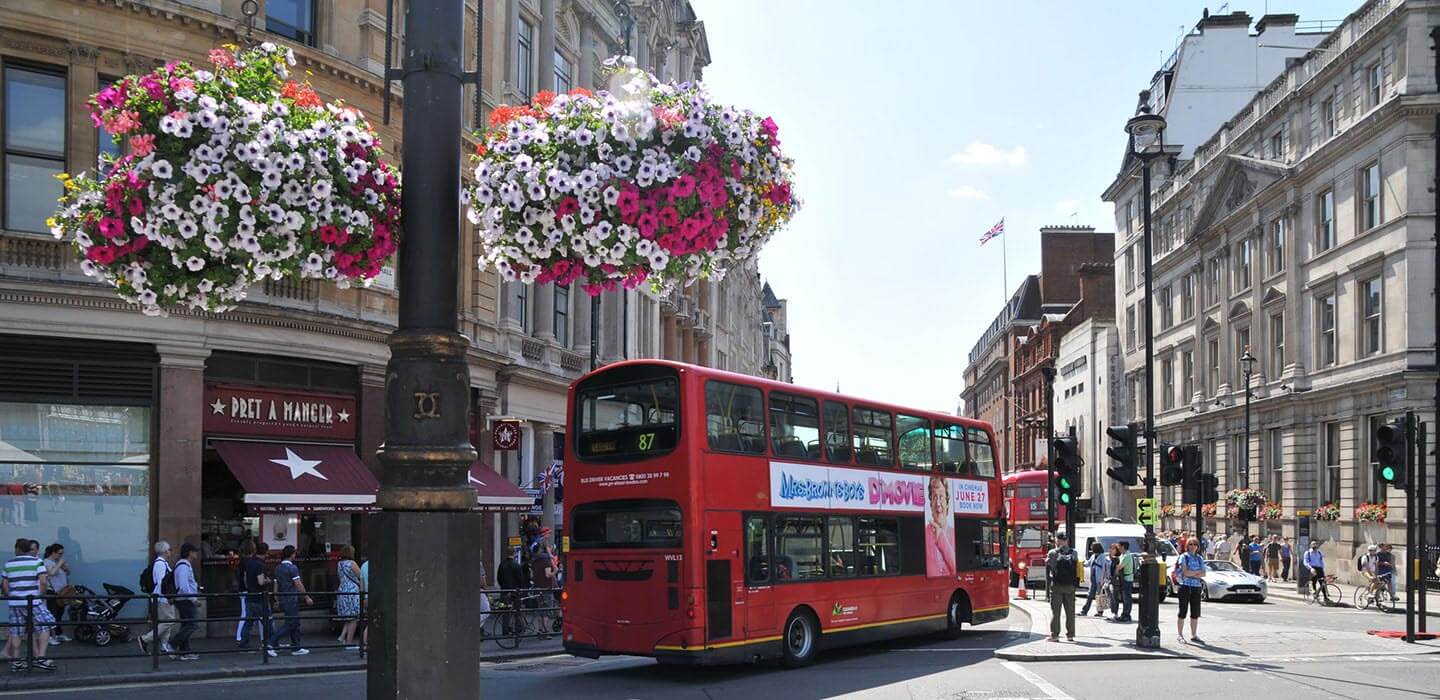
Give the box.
[0,402,151,593]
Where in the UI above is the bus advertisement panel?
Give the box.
[562,360,1008,667]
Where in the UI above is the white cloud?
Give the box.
[948,141,1028,167]
[1055,198,1080,215]
[947,186,990,201]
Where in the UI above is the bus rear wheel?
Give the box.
[945,593,969,639]
[781,609,818,668]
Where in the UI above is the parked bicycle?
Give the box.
[480,589,561,650]
[1306,574,1342,607]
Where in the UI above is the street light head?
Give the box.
[1125,112,1167,157]
[1239,348,1257,368]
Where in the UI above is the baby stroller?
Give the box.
[69,583,135,647]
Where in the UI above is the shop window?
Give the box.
[0,402,150,593]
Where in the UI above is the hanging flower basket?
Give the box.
[1261,501,1283,521]
[1160,503,1177,517]
[1313,501,1342,521]
[1201,503,1217,517]
[1180,504,1195,517]
[1225,487,1268,510]
[466,56,798,297]
[1355,502,1387,522]
[50,43,400,315]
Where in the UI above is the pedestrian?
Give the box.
[237,539,277,656]
[1106,543,1123,619]
[497,547,524,634]
[1079,541,1109,617]
[1045,532,1079,642]
[1173,536,1207,644]
[1264,535,1282,581]
[1280,537,1293,581]
[2,538,55,672]
[359,557,369,648]
[1208,531,1226,560]
[1116,540,1135,622]
[1304,540,1330,603]
[137,541,178,658]
[41,544,71,644]
[336,545,362,651]
[272,546,313,656]
[171,543,200,661]
[1246,535,1263,576]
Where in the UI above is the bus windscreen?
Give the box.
[577,377,679,460]
[571,499,683,549]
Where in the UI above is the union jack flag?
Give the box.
[538,461,563,490]
[979,218,1005,246]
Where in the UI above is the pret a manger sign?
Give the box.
[204,384,356,440]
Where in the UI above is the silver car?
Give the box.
[1201,559,1268,602]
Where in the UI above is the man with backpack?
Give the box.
[137,541,177,657]
[1045,532,1080,642]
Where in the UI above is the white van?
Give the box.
[1072,522,1179,601]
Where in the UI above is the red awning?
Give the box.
[468,462,533,512]
[213,441,379,513]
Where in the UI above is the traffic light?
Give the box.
[1200,474,1220,505]
[1051,436,1081,506]
[1105,422,1139,486]
[1181,445,1204,503]
[1372,418,1409,490]
[1159,444,1183,486]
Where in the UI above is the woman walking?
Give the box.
[336,546,362,650]
[1174,537,1207,644]
[1079,542,1108,617]
[1106,542,1123,619]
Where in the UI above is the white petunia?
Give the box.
[185,256,205,271]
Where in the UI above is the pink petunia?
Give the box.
[97,217,124,240]
[128,134,156,157]
[86,245,117,265]
[669,175,696,199]
[657,206,680,228]
[138,75,166,101]
[209,49,236,68]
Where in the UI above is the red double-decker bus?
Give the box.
[562,360,1008,667]
[1002,469,1064,588]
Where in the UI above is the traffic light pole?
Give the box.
[1406,412,1416,643]
[1137,152,1161,649]
[1417,421,1427,633]
[1066,424,1077,545]
[1044,366,1056,556]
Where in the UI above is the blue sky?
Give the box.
[692,0,1361,412]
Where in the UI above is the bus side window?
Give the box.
[896,414,932,471]
[966,427,997,477]
[852,406,894,467]
[934,423,966,474]
[744,515,771,584]
[823,400,852,463]
[768,392,821,461]
[707,381,766,454]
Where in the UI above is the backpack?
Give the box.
[1050,548,1079,586]
[139,557,177,597]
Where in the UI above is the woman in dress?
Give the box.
[336,545,362,650]
[924,475,956,578]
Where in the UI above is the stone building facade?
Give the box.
[1104,0,1438,584]
[0,0,784,581]
[961,275,1041,474]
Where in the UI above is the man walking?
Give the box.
[1280,537,1293,581]
[1079,542,1108,617]
[1045,532,1079,642]
[272,546,313,655]
[137,541,177,657]
[1247,535,1263,576]
[171,543,201,660]
[1116,540,1135,622]
[1264,535,1282,581]
[2,539,55,672]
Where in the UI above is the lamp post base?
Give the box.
[1135,556,1162,649]
[367,511,483,699]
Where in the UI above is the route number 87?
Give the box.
[637,432,656,451]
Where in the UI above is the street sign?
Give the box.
[493,419,522,451]
[1136,497,1158,526]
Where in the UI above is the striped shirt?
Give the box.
[2,555,46,607]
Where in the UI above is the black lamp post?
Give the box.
[370,0,481,697]
[1124,93,1166,649]
[1240,347,1257,540]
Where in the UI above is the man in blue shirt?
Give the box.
[171,543,201,660]
[272,545,314,655]
[1174,537,1207,644]
[1247,536,1263,576]
[1303,540,1329,603]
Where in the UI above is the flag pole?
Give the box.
[1001,218,1009,304]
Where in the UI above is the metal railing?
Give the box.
[2,586,563,674]
[2,588,369,674]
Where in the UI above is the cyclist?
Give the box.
[1304,540,1330,604]
[1375,543,1396,601]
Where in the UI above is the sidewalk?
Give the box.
[998,595,1440,662]
[0,630,564,692]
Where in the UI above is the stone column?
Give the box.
[155,345,209,550]
[533,282,555,342]
[601,291,625,362]
[577,18,594,88]
[499,281,524,331]
[538,0,556,92]
[561,285,584,350]
[635,20,651,68]
[503,0,519,93]
[359,364,387,477]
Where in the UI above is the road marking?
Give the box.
[0,670,364,696]
[1000,660,1075,700]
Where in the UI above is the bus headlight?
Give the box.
[1018,562,1027,570]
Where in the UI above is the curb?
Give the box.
[995,648,1192,662]
[0,646,566,692]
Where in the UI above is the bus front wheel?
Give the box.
[781,609,819,668]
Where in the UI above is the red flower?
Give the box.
[86,245,117,265]
[531,90,557,110]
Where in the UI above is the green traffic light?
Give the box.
[1059,493,1073,505]
[1380,465,1396,482]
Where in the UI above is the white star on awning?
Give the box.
[269,448,328,481]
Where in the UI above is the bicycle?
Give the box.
[1306,574,1342,607]
[1353,574,1397,612]
[479,591,560,649]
